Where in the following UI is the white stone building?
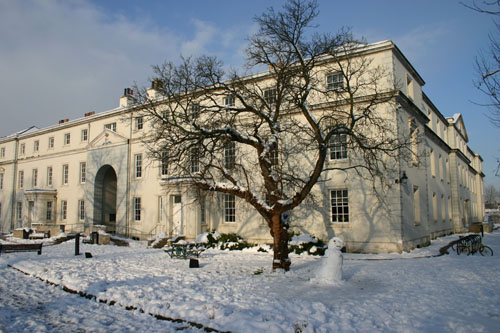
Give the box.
[0,41,484,252]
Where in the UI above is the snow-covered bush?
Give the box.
[288,232,326,256]
[195,232,252,251]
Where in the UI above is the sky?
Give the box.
[0,0,499,187]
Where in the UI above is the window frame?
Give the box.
[224,141,236,169]
[34,140,39,152]
[81,129,88,142]
[47,166,53,187]
[330,189,349,223]
[263,87,277,105]
[327,72,344,91]
[61,200,67,220]
[48,137,54,149]
[62,164,69,185]
[329,134,348,160]
[64,133,71,145]
[133,197,141,222]
[78,200,85,221]
[223,194,236,223]
[104,122,117,132]
[80,162,86,184]
[32,168,38,187]
[224,95,235,107]
[134,154,142,178]
[18,170,24,189]
[135,116,144,131]
[46,201,53,221]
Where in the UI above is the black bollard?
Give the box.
[75,233,80,256]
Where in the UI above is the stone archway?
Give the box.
[94,165,117,231]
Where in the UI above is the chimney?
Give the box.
[147,78,163,99]
[84,112,95,117]
[59,120,65,124]
[120,88,136,108]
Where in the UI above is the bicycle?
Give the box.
[453,234,493,256]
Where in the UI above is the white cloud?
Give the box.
[0,0,179,137]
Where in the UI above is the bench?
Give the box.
[0,243,43,256]
[165,244,204,259]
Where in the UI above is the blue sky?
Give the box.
[0,0,498,186]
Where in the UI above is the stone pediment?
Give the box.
[90,129,128,148]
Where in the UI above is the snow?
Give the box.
[289,233,318,245]
[1,230,500,332]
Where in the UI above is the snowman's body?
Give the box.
[316,237,344,283]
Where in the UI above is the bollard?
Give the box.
[75,233,80,256]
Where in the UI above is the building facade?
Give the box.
[0,41,484,252]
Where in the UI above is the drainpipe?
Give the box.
[10,137,19,231]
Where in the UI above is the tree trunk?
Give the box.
[271,213,290,271]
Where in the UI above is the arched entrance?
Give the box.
[94,165,117,231]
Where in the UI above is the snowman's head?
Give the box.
[328,237,344,250]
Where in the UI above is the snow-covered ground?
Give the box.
[1,230,500,332]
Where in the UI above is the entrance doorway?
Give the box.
[172,195,183,236]
[94,165,117,230]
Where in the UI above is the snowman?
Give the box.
[316,237,344,283]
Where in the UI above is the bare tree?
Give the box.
[485,184,500,203]
[463,1,500,126]
[135,0,412,271]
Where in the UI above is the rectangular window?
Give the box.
[46,201,53,221]
[48,137,54,149]
[432,193,438,222]
[448,196,452,220]
[78,200,85,221]
[270,142,279,167]
[413,186,421,224]
[446,159,450,183]
[263,88,276,104]
[409,118,419,165]
[32,169,38,187]
[190,148,199,173]
[0,147,5,157]
[18,170,24,188]
[17,202,22,221]
[0,203,2,217]
[224,141,235,169]
[61,200,67,220]
[200,197,206,225]
[135,154,142,178]
[64,133,70,145]
[439,155,443,181]
[34,140,39,152]
[191,104,200,119]
[0,173,3,189]
[327,72,344,90]
[20,143,25,155]
[161,151,168,176]
[441,194,445,222]
[224,95,235,107]
[224,194,236,223]
[330,189,349,223]
[329,134,348,160]
[62,164,69,185]
[47,167,53,186]
[80,162,86,183]
[81,129,88,141]
[135,116,144,130]
[134,197,141,221]
[430,149,436,177]
[105,123,116,132]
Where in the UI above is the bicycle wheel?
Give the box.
[480,246,493,256]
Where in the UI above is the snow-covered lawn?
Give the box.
[1,230,500,332]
